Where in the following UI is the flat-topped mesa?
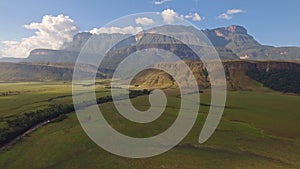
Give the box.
[203,25,248,37]
[225,25,248,34]
[215,25,248,36]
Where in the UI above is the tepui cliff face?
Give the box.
[24,25,300,63]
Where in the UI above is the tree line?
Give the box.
[247,69,300,93]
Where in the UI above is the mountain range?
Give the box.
[22,25,300,63]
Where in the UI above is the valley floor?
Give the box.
[0,82,299,169]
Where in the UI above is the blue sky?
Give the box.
[0,0,299,57]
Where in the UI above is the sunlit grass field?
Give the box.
[0,82,299,168]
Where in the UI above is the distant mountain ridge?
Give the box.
[22,25,300,63]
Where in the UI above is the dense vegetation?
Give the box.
[0,90,150,147]
[247,69,300,93]
[0,104,74,146]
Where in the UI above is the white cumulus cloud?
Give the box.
[161,9,203,23]
[90,26,143,35]
[135,17,155,26]
[184,12,203,21]
[1,14,79,58]
[218,9,245,20]
[154,0,171,5]
[161,9,178,24]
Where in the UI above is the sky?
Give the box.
[0,0,299,58]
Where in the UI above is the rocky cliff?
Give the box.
[131,60,300,93]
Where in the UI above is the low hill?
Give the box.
[0,62,105,82]
[0,57,23,63]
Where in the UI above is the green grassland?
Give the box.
[0,81,111,117]
[0,82,299,168]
